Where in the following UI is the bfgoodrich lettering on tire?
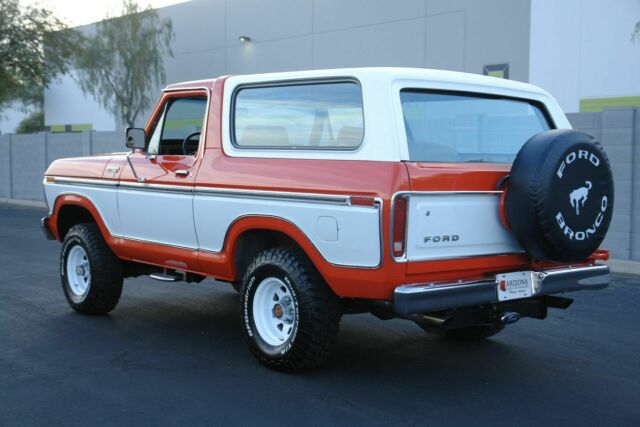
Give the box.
[240,247,342,372]
[60,223,123,314]
[505,130,614,262]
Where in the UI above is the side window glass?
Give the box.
[233,81,364,150]
[151,97,207,156]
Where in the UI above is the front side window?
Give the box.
[400,90,552,163]
[233,81,364,149]
[148,96,207,156]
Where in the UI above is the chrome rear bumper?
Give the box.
[394,264,610,315]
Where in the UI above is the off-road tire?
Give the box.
[443,323,505,341]
[240,247,342,372]
[60,223,123,315]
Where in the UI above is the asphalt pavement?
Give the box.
[1,204,639,426]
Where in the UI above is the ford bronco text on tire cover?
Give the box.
[41,68,614,371]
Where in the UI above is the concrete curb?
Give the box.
[0,198,47,209]
[608,259,640,276]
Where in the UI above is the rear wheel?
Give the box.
[240,248,342,372]
[60,223,123,315]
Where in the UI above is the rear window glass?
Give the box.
[400,90,552,163]
[233,81,364,149]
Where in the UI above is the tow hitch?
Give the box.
[405,295,574,333]
[500,312,520,325]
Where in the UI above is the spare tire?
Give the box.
[505,129,614,262]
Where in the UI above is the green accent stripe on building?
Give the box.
[47,124,92,133]
[70,123,92,132]
[579,96,640,113]
[164,119,203,130]
[49,125,66,132]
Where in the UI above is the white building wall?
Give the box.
[530,0,640,112]
[44,73,116,130]
[43,0,533,131]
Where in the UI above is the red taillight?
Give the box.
[392,195,408,258]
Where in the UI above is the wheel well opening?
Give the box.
[233,229,305,282]
[57,205,96,239]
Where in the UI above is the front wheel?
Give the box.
[60,223,123,315]
[240,248,342,372]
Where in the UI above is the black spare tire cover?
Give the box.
[505,129,614,262]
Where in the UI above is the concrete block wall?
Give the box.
[0,131,123,203]
[567,108,639,261]
[0,135,10,199]
[10,133,48,201]
[92,131,123,155]
[634,111,640,261]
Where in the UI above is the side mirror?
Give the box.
[125,127,146,150]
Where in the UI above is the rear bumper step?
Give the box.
[394,264,609,315]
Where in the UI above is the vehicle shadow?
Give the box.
[52,277,547,389]
[35,277,636,426]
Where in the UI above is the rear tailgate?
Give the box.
[400,162,526,274]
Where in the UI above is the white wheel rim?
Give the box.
[252,277,297,346]
[66,245,91,296]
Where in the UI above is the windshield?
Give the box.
[400,89,552,163]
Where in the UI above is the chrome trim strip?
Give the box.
[46,176,119,187]
[46,176,379,207]
[406,250,526,263]
[120,180,194,195]
[162,85,213,93]
[394,190,503,195]
[194,186,352,205]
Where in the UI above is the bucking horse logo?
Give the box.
[569,180,592,216]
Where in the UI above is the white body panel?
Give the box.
[44,180,381,268]
[117,188,199,249]
[193,194,381,267]
[44,181,121,236]
[405,193,522,261]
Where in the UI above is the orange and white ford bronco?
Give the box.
[42,68,614,371]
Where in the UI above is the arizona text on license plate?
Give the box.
[496,271,534,301]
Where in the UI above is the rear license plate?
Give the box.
[496,271,533,301]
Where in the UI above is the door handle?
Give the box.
[175,170,190,177]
